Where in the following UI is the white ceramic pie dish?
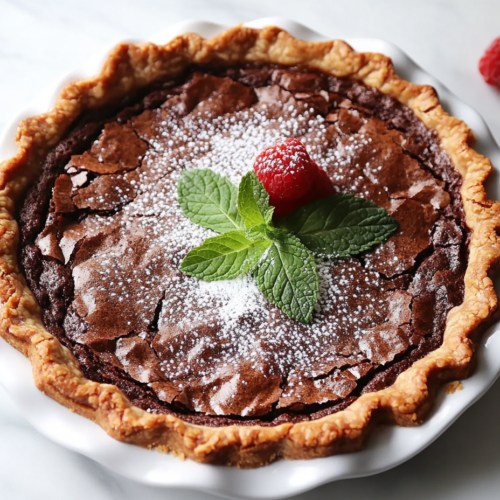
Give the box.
[1,17,500,500]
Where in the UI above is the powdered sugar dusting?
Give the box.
[197,276,267,324]
[68,93,415,413]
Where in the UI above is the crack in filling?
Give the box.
[18,65,468,426]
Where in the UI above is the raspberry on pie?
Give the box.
[254,138,318,201]
[254,138,334,216]
[0,26,499,468]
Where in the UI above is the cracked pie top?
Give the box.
[2,26,500,467]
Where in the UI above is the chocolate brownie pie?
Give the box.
[1,26,499,467]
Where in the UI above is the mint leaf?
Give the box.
[181,231,271,281]
[279,194,398,256]
[254,229,319,324]
[237,171,274,229]
[245,224,271,242]
[178,169,243,234]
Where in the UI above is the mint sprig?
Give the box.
[178,168,398,324]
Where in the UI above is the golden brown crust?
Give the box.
[1,25,500,468]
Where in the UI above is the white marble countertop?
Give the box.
[1,0,500,498]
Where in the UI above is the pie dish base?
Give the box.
[0,15,500,494]
[2,321,500,500]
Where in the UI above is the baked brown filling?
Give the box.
[18,65,468,426]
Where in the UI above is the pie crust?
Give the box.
[1,25,500,468]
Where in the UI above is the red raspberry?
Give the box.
[270,163,335,217]
[269,197,305,218]
[254,138,318,201]
[479,37,500,88]
[254,138,334,217]
[311,162,335,200]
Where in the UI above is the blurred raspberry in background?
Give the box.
[479,37,500,89]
